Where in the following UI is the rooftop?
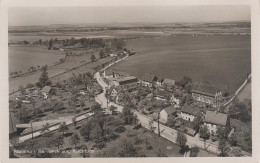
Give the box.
[204,111,228,126]
[142,73,158,83]
[181,105,201,116]
[162,106,177,115]
[154,90,172,98]
[115,76,138,82]
[42,86,51,93]
[192,82,219,97]
[162,78,176,86]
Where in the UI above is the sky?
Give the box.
[8,6,251,26]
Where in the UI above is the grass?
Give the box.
[109,34,251,95]
[237,82,251,102]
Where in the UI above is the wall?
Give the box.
[181,112,195,122]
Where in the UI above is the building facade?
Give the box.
[192,82,222,107]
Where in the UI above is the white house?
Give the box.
[204,111,230,134]
[181,105,201,122]
[41,86,51,99]
[160,106,177,123]
[170,95,180,108]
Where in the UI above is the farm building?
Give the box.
[112,76,138,86]
[192,82,222,107]
[162,78,176,88]
[204,111,230,134]
[181,105,201,122]
[141,73,158,87]
[160,106,177,123]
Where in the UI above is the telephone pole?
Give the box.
[158,112,160,137]
[31,122,34,140]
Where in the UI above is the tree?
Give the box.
[53,133,64,151]
[148,119,154,133]
[192,113,203,132]
[48,39,53,50]
[218,139,230,157]
[37,65,51,88]
[58,122,69,136]
[199,125,210,149]
[228,146,243,157]
[41,123,50,134]
[90,54,96,62]
[176,132,187,149]
[72,116,77,127]
[19,85,26,95]
[80,120,92,140]
[99,49,105,58]
[177,76,192,88]
[122,107,134,125]
[71,133,80,148]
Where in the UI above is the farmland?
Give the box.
[109,34,251,94]
[9,46,65,73]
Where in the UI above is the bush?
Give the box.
[115,126,126,133]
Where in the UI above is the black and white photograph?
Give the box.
[1,0,260,161]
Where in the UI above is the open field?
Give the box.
[9,46,65,73]
[9,30,167,42]
[109,34,251,94]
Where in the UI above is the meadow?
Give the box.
[110,34,251,94]
[9,46,65,73]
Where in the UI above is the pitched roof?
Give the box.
[181,105,201,116]
[142,73,158,83]
[116,76,138,82]
[42,86,51,93]
[162,78,176,86]
[162,106,177,115]
[154,90,172,98]
[185,127,196,136]
[204,111,228,126]
[192,82,219,97]
[77,84,86,90]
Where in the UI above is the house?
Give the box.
[156,77,164,86]
[113,76,138,86]
[204,111,230,134]
[110,88,118,97]
[77,84,86,91]
[185,127,196,137]
[181,105,201,122]
[154,90,172,101]
[141,73,158,87]
[160,106,177,123]
[170,95,180,107]
[41,86,51,99]
[162,78,176,88]
[109,53,117,57]
[192,82,222,107]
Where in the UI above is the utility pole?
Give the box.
[31,122,34,140]
[158,112,160,137]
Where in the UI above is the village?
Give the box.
[8,34,252,158]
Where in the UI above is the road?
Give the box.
[17,112,93,143]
